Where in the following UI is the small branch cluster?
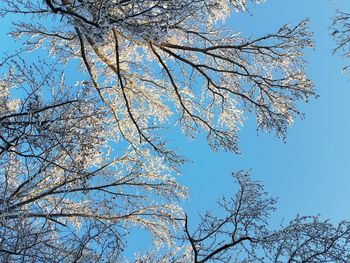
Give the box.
[332,10,350,72]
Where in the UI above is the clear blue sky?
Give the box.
[1,0,350,258]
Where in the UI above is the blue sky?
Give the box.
[180,0,350,225]
[1,0,350,257]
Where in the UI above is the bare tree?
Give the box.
[135,172,350,262]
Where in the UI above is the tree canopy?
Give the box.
[0,0,349,262]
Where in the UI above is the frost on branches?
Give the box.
[136,172,350,262]
[1,0,315,153]
[0,0,325,261]
[0,61,186,261]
